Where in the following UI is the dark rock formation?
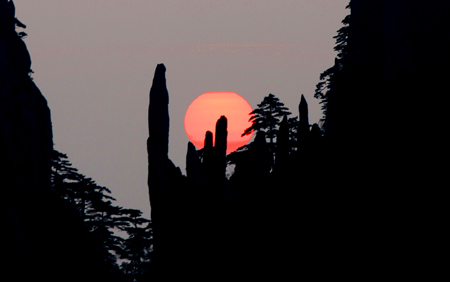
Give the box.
[212,116,228,197]
[186,141,204,196]
[0,2,54,271]
[148,64,169,160]
[229,131,271,202]
[188,118,229,203]
[204,130,213,149]
[295,94,314,186]
[225,131,272,278]
[203,130,213,160]
[146,64,234,279]
[201,130,213,178]
[147,63,172,275]
[147,63,188,280]
[214,115,227,157]
[147,63,170,210]
[297,94,310,145]
[1,1,121,280]
[295,94,314,175]
[317,0,450,275]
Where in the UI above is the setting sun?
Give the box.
[184,91,254,154]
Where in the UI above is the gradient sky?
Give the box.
[14,0,349,219]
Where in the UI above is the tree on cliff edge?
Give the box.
[50,150,153,280]
[242,93,291,153]
[314,4,350,131]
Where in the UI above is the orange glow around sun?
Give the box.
[184,91,254,154]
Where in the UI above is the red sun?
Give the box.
[184,91,254,154]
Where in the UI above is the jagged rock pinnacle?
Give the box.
[204,131,213,151]
[299,94,309,128]
[148,63,169,159]
[215,115,228,156]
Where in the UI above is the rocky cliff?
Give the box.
[1,1,55,276]
[0,1,121,280]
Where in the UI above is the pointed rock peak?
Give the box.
[215,116,228,155]
[299,94,309,122]
[148,63,169,153]
[204,131,213,150]
[217,115,227,129]
[153,63,166,82]
[0,0,15,18]
[149,63,168,107]
[300,94,307,105]
[188,141,196,152]
[156,63,166,73]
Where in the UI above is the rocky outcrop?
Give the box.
[214,116,227,157]
[229,131,271,202]
[201,130,214,184]
[297,94,310,147]
[211,116,228,199]
[1,1,120,280]
[147,64,170,213]
[147,63,189,279]
[186,141,204,196]
[1,0,52,277]
[314,1,450,274]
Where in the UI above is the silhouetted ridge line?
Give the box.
[313,0,450,275]
[0,1,128,280]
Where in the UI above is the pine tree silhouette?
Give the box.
[50,150,153,280]
[117,209,153,282]
[242,93,291,163]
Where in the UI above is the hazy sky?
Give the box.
[14,0,349,219]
